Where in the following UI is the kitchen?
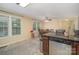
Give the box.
[0,3,79,55]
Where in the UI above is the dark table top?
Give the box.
[43,32,79,42]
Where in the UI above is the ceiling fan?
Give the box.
[45,16,52,21]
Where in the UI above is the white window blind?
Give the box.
[0,15,21,37]
[12,17,21,35]
[0,16,9,37]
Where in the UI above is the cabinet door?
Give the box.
[42,36,49,55]
[71,42,77,55]
[76,43,79,55]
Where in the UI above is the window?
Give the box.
[12,17,21,35]
[33,22,37,30]
[0,15,21,37]
[33,21,40,30]
[0,16,8,37]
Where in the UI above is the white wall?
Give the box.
[0,11,33,47]
[40,17,75,35]
[74,16,79,30]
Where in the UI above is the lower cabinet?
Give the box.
[49,41,72,55]
[77,45,79,54]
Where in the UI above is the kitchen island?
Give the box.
[42,33,79,55]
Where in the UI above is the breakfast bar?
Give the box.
[42,32,79,55]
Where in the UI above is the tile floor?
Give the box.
[0,38,71,55]
[0,38,42,55]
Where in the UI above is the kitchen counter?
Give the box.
[43,32,79,42]
[42,32,79,55]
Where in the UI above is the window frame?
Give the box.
[0,14,21,37]
[11,17,21,35]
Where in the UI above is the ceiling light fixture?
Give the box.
[65,19,69,21]
[17,3,30,7]
[44,20,49,22]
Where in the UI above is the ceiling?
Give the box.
[0,3,79,19]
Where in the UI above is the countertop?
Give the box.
[43,32,79,42]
